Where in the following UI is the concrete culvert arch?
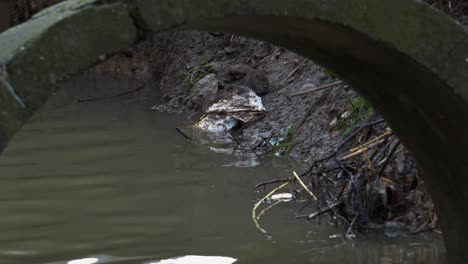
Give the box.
[0,0,467,262]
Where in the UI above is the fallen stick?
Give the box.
[252,181,290,236]
[257,200,282,220]
[336,118,385,151]
[345,213,360,238]
[255,170,311,190]
[280,59,308,84]
[296,201,342,220]
[342,139,385,161]
[293,171,318,200]
[349,130,392,152]
[175,128,193,141]
[296,206,331,220]
[290,80,343,97]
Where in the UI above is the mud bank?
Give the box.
[132,31,435,234]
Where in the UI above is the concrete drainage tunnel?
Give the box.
[0,0,468,263]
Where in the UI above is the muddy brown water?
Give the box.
[0,76,445,264]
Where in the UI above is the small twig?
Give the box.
[257,200,282,220]
[370,136,395,164]
[296,201,342,220]
[250,135,272,151]
[342,139,386,161]
[175,128,193,141]
[293,171,318,200]
[345,213,359,238]
[377,141,401,176]
[349,131,392,153]
[228,131,244,149]
[252,182,290,236]
[296,197,313,214]
[289,80,343,97]
[255,169,312,190]
[336,118,385,151]
[407,227,436,236]
[280,59,308,84]
[296,206,331,220]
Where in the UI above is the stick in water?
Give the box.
[293,171,318,200]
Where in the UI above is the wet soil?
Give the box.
[85,31,436,234]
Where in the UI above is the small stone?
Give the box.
[329,117,338,127]
[99,54,106,61]
[341,111,351,119]
[465,58,468,63]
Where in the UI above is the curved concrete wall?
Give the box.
[0,0,467,262]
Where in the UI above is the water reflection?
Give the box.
[149,255,237,264]
[68,258,99,264]
[0,76,445,264]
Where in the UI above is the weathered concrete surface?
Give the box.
[0,0,137,149]
[1,0,468,262]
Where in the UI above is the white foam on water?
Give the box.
[150,255,237,264]
[67,258,99,264]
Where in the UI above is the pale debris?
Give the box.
[205,88,266,123]
[194,115,239,133]
[269,193,294,202]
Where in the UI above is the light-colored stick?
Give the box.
[280,59,308,84]
[349,131,392,152]
[290,80,343,97]
[293,171,317,201]
[252,181,290,235]
[342,139,385,161]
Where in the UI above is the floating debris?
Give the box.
[269,193,294,202]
